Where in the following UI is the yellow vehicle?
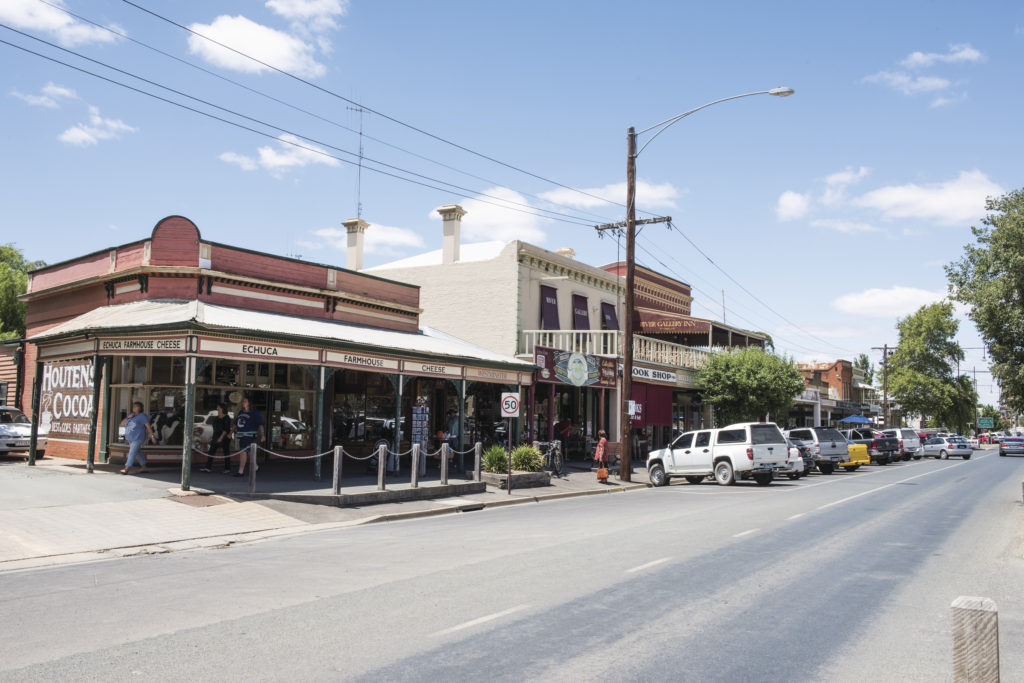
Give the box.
[840,443,870,471]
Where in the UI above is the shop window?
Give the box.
[269,391,314,451]
[215,362,240,386]
[332,370,397,445]
[151,357,172,384]
[289,365,314,390]
[148,387,186,445]
[196,360,213,385]
[0,381,7,405]
[132,357,147,384]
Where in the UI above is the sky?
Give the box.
[2,0,1021,400]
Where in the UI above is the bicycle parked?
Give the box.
[534,440,563,476]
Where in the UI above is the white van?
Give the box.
[881,427,922,460]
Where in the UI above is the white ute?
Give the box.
[647,422,790,487]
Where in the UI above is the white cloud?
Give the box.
[11,81,77,108]
[832,286,948,318]
[314,223,426,257]
[811,219,881,234]
[775,190,810,221]
[862,70,950,95]
[851,170,1003,226]
[0,0,122,46]
[220,133,339,176]
[823,166,869,205]
[538,180,680,210]
[439,187,547,243]
[900,43,983,69]
[187,15,325,78]
[266,0,348,33]
[58,106,136,146]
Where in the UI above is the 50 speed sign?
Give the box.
[500,392,520,418]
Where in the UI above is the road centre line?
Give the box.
[732,528,760,538]
[816,463,961,511]
[430,604,530,637]
[625,557,671,574]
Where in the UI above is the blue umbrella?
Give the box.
[838,414,872,424]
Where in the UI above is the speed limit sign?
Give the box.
[500,392,520,417]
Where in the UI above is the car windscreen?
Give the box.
[0,410,29,424]
[901,429,918,439]
[813,428,844,441]
[751,424,785,444]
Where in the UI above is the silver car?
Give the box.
[0,406,47,455]
[922,436,972,460]
[998,437,1024,457]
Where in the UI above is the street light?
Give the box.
[618,87,795,482]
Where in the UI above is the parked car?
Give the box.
[841,428,899,465]
[647,422,790,487]
[881,427,923,460]
[922,436,972,459]
[787,438,815,478]
[998,437,1024,457]
[0,406,47,456]
[784,427,848,474]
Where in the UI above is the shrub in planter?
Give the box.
[482,444,508,473]
[511,444,544,472]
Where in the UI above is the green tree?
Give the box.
[854,352,874,385]
[938,374,978,434]
[0,244,43,340]
[888,301,963,423]
[696,347,805,426]
[947,188,1024,412]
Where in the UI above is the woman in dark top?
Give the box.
[200,403,233,473]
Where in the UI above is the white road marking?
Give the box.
[430,604,530,637]
[816,463,960,510]
[732,528,760,538]
[787,513,805,520]
[625,557,671,574]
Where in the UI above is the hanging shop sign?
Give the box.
[98,337,187,354]
[37,339,95,360]
[465,367,520,384]
[534,347,616,388]
[629,365,677,385]
[401,360,463,378]
[197,337,320,363]
[325,350,400,372]
[39,359,95,442]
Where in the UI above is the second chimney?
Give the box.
[342,217,370,270]
[437,204,467,265]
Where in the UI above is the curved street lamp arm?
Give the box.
[635,89,776,158]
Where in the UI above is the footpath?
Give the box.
[0,456,649,573]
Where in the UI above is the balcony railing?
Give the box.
[519,330,710,371]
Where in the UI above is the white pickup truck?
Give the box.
[647,422,791,487]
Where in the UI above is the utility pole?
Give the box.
[872,344,892,427]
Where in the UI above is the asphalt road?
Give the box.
[1,447,1022,682]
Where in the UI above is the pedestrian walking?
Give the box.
[594,429,608,483]
[231,396,264,477]
[200,403,233,473]
[119,401,156,474]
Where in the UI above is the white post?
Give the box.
[441,442,450,485]
[474,442,482,482]
[332,445,343,495]
[411,444,420,488]
[952,596,999,682]
[247,443,257,495]
[377,443,386,491]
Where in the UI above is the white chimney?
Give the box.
[437,204,467,265]
[342,217,369,270]
[556,247,576,260]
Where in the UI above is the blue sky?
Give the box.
[2,0,1020,397]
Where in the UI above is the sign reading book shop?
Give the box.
[39,359,95,442]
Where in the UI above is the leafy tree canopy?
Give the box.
[888,301,965,422]
[0,244,44,340]
[696,347,805,426]
[854,352,874,385]
[947,188,1024,412]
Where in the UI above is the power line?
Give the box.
[667,221,857,355]
[35,0,623,226]
[120,0,640,215]
[0,28,599,228]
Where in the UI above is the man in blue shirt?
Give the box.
[231,396,264,477]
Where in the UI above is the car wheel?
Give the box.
[962,454,971,460]
[818,463,834,475]
[999,451,1005,457]
[913,455,922,460]
[878,457,889,465]
[940,450,948,460]
[753,473,773,486]
[714,460,735,486]
[843,466,858,472]
[648,463,667,487]
[684,475,704,485]
[787,473,799,480]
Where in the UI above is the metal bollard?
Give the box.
[377,443,386,491]
[247,443,257,495]
[474,442,482,482]
[441,443,449,485]
[952,596,999,682]
[411,444,420,488]
[332,445,342,495]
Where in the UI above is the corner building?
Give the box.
[20,216,531,478]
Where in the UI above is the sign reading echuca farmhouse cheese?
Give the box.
[40,360,95,441]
